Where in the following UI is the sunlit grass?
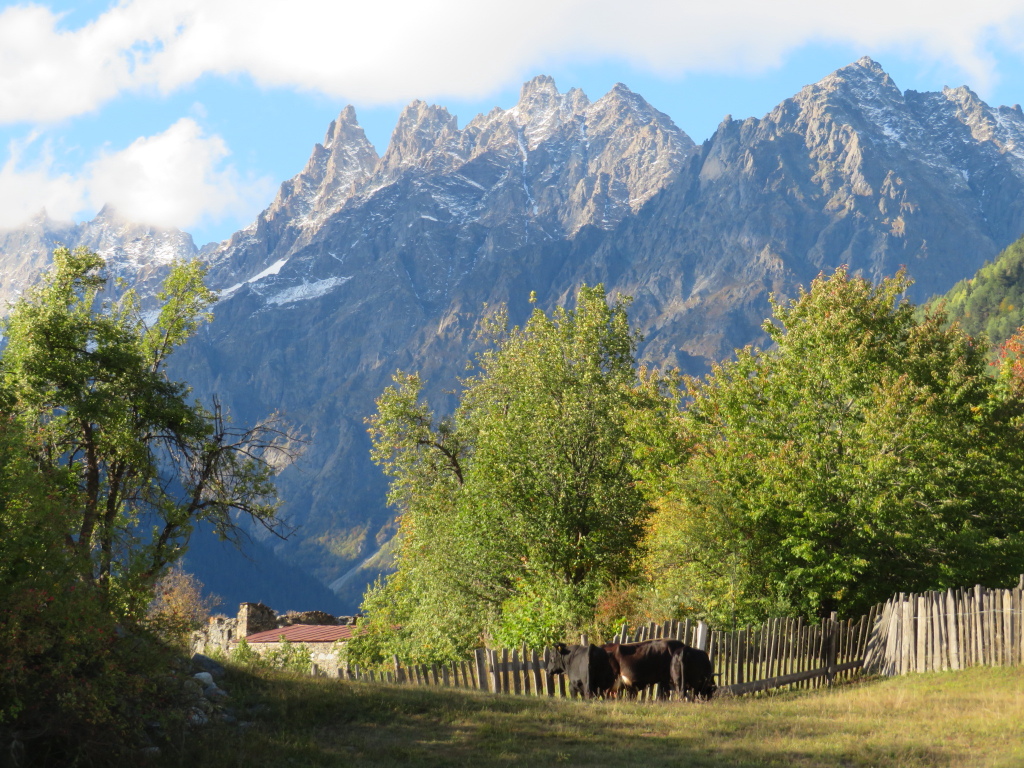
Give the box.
[160,665,1024,767]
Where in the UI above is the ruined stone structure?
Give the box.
[192,602,359,668]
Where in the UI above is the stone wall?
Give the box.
[240,640,344,677]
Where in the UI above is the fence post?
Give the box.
[826,612,838,683]
[695,621,709,652]
[511,648,522,695]
[475,648,489,692]
[490,649,502,694]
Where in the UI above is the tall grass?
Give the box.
[158,665,1024,768]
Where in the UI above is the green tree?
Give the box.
[645,267,1024,625]
[0,246,291,616]
[353,285,664,663]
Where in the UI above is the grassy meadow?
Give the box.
[157,664,1024,768]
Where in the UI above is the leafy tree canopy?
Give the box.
[0,246,292,617]
[353,285,668,663]
[644,267,1024,625]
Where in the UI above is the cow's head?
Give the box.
[545,642,571,675]
[692,672,718,700]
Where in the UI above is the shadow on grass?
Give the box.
[158,667,975,768]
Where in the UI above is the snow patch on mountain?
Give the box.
[265,276,351,305]
[218,257,289,298]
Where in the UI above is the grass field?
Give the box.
[160,664,1024,767]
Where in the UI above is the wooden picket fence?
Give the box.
[339,646,570,697]
[700,610,876,695]
[863,581,1024,676]
[336,613,875,698]
[334,580,1024,699]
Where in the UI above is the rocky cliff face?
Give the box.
[599,57,1024,368]
[4,59,1024,611]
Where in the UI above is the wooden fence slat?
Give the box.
[921,593,929,671]
[738,627,746,687]
[511,649,521,695]
[779,620,789,681]
[959,588,968,670]
[972,585,983,668]
[1011,581,1019,667]
[798,617,808,682]
[898,594,911,675]
[989,588,997,667]
[826,614,838,682]
[1004,589,1013,667]
[475,648,489,692]
[945,590,959,671]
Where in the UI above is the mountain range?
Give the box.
[4,57,1024,611]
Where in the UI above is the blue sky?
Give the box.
[3,1,1024,247]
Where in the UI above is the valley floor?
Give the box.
[165,664,1024,768]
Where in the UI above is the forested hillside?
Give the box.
[934,235,1024,344]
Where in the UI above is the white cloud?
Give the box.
[0,2,181,123]
[3,0,1024,123]
[0,119,272,231]
[86,117,270,229]
[0,133,87,227]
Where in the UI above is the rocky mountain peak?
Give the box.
[519,74,559,102]
[200,106,380,288]
[323,105,361,149]
[78,207,197,266]
[593,82,675,128]
[565,86,591,114]
[505,75,587,149]
[765,57,916,157]
[516,74,565,120]
[260,105,378,230]
[313,107,379,210]
[379,101,459,176]
[852,55,887,77]
[806,56,902,106]
[941,85,998,141]
[935,84,1024,170]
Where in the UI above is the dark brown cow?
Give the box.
[604,639,716,700]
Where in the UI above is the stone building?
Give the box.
[193,602,360,676]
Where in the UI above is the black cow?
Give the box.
[605,639,717,700]
[672,644,716,701]
[545,643,616,699]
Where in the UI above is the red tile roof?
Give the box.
[246,624,356,643]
